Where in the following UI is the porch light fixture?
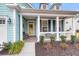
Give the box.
[8,18,11,24]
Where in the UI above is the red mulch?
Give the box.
[35,41,79,56]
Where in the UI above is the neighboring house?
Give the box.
[0,3,79,44]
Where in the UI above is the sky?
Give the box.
[32,3,79,11]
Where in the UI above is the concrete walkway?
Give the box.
[18,42,35,56]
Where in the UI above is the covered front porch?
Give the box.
[20,9,77,42]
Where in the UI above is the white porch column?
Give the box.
[13,9,16,42]
[72,17,76,35]
[37,15,40,42]
[56,16,60,41]
[20,14,23,41]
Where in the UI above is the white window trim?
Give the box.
[41,20,48,32]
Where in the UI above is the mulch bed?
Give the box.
[35,41,79,56]
[0,49,8,55]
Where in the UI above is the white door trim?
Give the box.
[28,21,35,36]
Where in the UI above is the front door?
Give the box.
[28,23,34,36]
[76,32,79,39]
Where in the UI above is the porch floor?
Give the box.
[24,36,37,42]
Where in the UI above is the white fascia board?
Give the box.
[21,13,75,17]
[6,4,21,12]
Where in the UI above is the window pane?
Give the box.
[48,20,51,32]
[0,20,2,24]
[3,20,5,24]
[41,20,48,32]
[59,20,64,31]
[53,20,56,32]
[0,18,6,24]
[43,4,46,9]
[43,27,47,32]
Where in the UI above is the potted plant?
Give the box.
[50,35,55,46]
[60,35,66,43]
[71,35,76,44]
[40,36,44,46]
[60,35,68,49]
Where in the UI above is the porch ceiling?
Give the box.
[23,15,37,19]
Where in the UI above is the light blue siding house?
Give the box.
[0,3,33,44]
[0,3,79,44]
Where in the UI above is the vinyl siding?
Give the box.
[0,4,13,42]
[64,18,73,32]
[23,18,28,34]
[16,11,20,41]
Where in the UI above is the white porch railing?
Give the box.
[40,32,72,41]
[40,32,72,35]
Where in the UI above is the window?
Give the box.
[0,18,6,24]
[0,20,2,24]
[77,20,79,23]
[48,20,51,32]
[43,4,46,9]
[53,20,56,32]
[56,6,59,10]
[41,20,48,32]
[42,27,47,32]
[3,20,5,24]
[66,22,68,24]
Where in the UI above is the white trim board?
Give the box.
[13,9,16,42]
[21,13,75,17]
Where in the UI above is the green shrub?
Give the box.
[3,41,24,54]
[3,42,12,51]
[50,35,55,45]
[40,36,44,46]
[60,35,66,43]
[71,35,76,44]
[9,41,24,54]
